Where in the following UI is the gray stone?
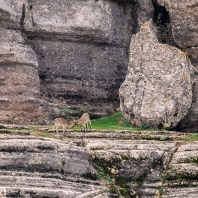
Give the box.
[22,0,135,113]
[0,129,197,197]
[119,20,192,128]
[156,0,198,131]
[0,135,107,198]
[137,0,154,26]
[23,0,133,46]
[0,26,64,125]
[0,0,27,29]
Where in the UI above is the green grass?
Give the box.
[184,133,198,141]
[159,136,167,141]
[41,133,50,137]
[158,188,163,196]
[91,111,138,130]
[61,108,79,114]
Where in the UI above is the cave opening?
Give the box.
[152,0,174,46]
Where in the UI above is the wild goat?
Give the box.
[74,113,92,132]
[53,118,74,134]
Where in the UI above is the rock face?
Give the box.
[0,129,197,197]
[0,0,65,125]
[23,0,135,112]
[156,0,198,131]
[119,20,193,128]
[85,131,198,197]
[0,134,108,198]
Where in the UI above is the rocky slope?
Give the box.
[0,128,197,197]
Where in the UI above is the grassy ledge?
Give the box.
[91,111,138,130]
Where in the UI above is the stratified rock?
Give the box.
[157,0,198,49]
[163,142,198,198]
[0,128,197,197]
[0,25,61,125]
[0,135,107,198]
[82,130,198,197]
[119,20,192,128]
[0,28,39,97]
[156,0,198,131]
[0,1,65,125]
[23,0,135,112]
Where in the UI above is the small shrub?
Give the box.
[162,173,167,183]
[156,23,174,45]
[158,188,163,196]
[62,160,66,166]
[109,184,120,194]
[140,123,149,130]
[60,168,64,174]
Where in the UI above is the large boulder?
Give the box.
[119,20,192,129]
[156,0,198,131]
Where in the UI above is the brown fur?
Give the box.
[74,113,92,132]
[53,118,74,134]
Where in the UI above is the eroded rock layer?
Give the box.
[0,134,108,198]
[0,129,197,197]
[23,0,136,112]
[0,0,65,124]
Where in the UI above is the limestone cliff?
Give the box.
[0,0,198,129]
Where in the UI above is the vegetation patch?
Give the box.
[140,123,149,130]
[91,155,141,197]
[41,133,50,138]
[62,160,66,166]
[91,111,137,130]
[159,136,167,141]
[158,187,163,196]
[184,134,198,141]
[62,108,80,114]
[162,173,167,183]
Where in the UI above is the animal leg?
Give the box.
[89,121,92,131]
[86,122,88,130]
[62,125,65,135]
[56,124,59,134]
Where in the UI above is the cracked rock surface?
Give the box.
[0,128,197,197]
[119,20,193,129]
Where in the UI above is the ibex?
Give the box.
[74,113,92,132]
[53,118,75,134]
